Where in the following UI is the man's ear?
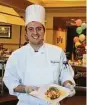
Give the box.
[25,34,29,41]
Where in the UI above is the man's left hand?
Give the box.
[65,83,76,97]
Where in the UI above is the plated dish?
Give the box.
[45,86,60,100]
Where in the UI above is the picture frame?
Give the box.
[0,25,11,38]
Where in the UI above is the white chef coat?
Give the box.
[3,43,75,105]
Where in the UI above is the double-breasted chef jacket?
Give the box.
[3,43,75,105]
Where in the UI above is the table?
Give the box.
[72,65,86,90]
[0,94,18,105]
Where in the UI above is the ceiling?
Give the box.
[0,0,86,25]
[0,0,86,14]
[27,0,86,7]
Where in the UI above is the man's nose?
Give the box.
[33,29,37,34]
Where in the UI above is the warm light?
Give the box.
[0,5,19,16]
[27,0,86,7]
[1,27,5,31]
[42,0,86,2]
[2,13,24,26]
[0,14,7,23]
[0,5,24,25]
[27,0,85,2]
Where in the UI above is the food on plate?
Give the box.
[45,87,60,100]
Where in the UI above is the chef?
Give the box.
[3,4,75,105]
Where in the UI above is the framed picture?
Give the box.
[0,25,11,38]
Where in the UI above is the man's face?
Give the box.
[26,21,45,45]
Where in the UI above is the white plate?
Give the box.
[30,84,70,104]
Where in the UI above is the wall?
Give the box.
[45,7,86,50]
[0,24,25,51]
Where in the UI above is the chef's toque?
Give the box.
[25,4,45,26]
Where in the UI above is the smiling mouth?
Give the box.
[32,35,39,39]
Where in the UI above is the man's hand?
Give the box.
[64,83,75,97]
[25,86,39,94]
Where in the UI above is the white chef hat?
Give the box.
[25,4,45,26]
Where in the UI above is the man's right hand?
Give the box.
[25,86,39,93]
[13,85,39,94]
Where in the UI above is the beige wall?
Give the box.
[0,24,25,50]
[45,7,86,50]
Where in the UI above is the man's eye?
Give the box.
[28,28,33,31]
[37,27,42,31]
